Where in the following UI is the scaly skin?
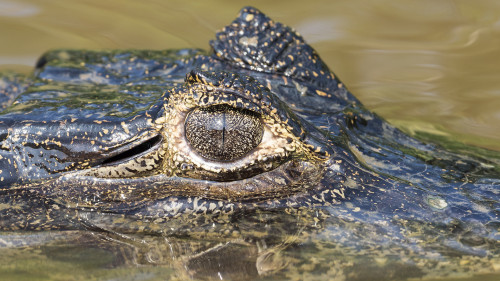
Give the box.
[0,7,498,280]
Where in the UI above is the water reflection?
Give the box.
[2,203,496,280]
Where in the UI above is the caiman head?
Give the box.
[68,69,334,202]
[6,7,487,215]
[2,7,352,208]
[2,8,498,280]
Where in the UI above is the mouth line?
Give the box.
[100,134,163,166]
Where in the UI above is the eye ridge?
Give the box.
[184,104,263,162]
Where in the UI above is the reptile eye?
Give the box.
[184,105,263,161]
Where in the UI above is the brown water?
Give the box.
[1,1,500,280]
[1,0,500,151]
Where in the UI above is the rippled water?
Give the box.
[1,0,499,280]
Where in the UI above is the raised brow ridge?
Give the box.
[210,6,336,90]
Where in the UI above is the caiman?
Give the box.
[0,7,498,281]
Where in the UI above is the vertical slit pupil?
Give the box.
[221,109,226,157]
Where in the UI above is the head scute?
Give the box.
[210,7,339,92]
[236,6,270,29]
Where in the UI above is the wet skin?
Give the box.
[0,7,498,280]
